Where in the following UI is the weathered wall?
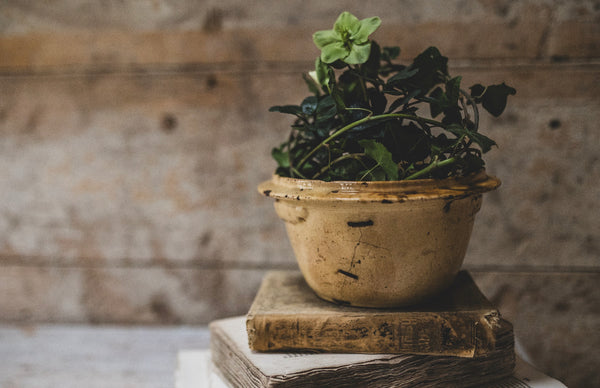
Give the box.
[0,1,598,386]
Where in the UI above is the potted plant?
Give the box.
[259,12,515,308]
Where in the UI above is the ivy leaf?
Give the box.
[446,124,496,153]
[269,105,303,117]
[271,147,290,168]
[362,41,381,79]
[468,131,497,153]
[407,47,448,93]
[382,46,400,61]
[386,88,421,113]
[359,139,399,180]
[446,76,461,105]
[316,95,337,121]
[470,82,516,117]
[301,96,318,115]
[368,88,387,115]
[386,67,419,85]
[314,57,330,87]
[429,86,446,118]
[469,84,485,98]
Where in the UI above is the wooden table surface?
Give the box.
[0,324,210,388]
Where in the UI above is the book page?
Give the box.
[175,350,566,388]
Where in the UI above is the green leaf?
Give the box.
[314,57,330,87]
[386,67,419,85]
[386,88,420,113]
[320,41,348,63]
[271,147,290,168]
[428,87,446,118]
[301,96,318,115]
[344,42,372,64]
[313,29,339,49]
[316,95,337,121]
[368,88,387,115]
[352,16,381,43]
[446,76,461,105]
[359,139,398,180]
[408,47,448,93]
[445,124,496,153]
[469,84,485,98]
[382,46,400,61]
[468,131,496,153]
[269,105,303,116]
[334,12,361,36]
[362,41,381,78]
[481,83,516,117]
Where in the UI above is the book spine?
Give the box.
[247,311,506,357]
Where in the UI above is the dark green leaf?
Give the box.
[429,87,446,118]
[407,47,448,92]
[301,96,318,115]
[469,84,485,99]
[368,88,387,115]
[386,67,419,85]
[269,105,303,116]
[382,46,400,61]
[441,106,462,125]
[445,76,461,105]
[362,41,381,79]
[316,95,337,121]
[445,124,496,153]
[384,122,430,163]
[386,89,421,113]
[468,131,497,153]
[481,83,516,117]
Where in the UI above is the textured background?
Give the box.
[0,1,598,387]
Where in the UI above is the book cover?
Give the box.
[247,270,510,357]
[211,316,515,388]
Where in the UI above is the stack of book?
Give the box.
[178,271,560,388]
[201,270,529,387]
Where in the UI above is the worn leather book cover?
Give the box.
[246,270,511,357]
[214,316,515,388]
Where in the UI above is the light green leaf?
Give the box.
[313,30,339,49]
[320,41,348,63]
[352,16,381,43]
[359,139,399,180]
[272,147,290,168]
[334,12,360,35]
[314,57,330,86]
[344,42,372,64]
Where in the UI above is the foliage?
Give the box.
[270,11,516,181]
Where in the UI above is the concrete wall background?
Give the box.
[0,1,598,386]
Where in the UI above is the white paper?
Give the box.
[176,349,566,388]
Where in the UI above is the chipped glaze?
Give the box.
[258,171,500,308]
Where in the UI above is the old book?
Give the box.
[211,316,515,388]
[247,270,509,357]
[176,349,566,388]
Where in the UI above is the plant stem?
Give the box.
[296,113,445,172]
[404,156,457,180]
[359,164,379,181]
[312,153,366,179]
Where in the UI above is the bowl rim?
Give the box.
[258,170,501,203]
